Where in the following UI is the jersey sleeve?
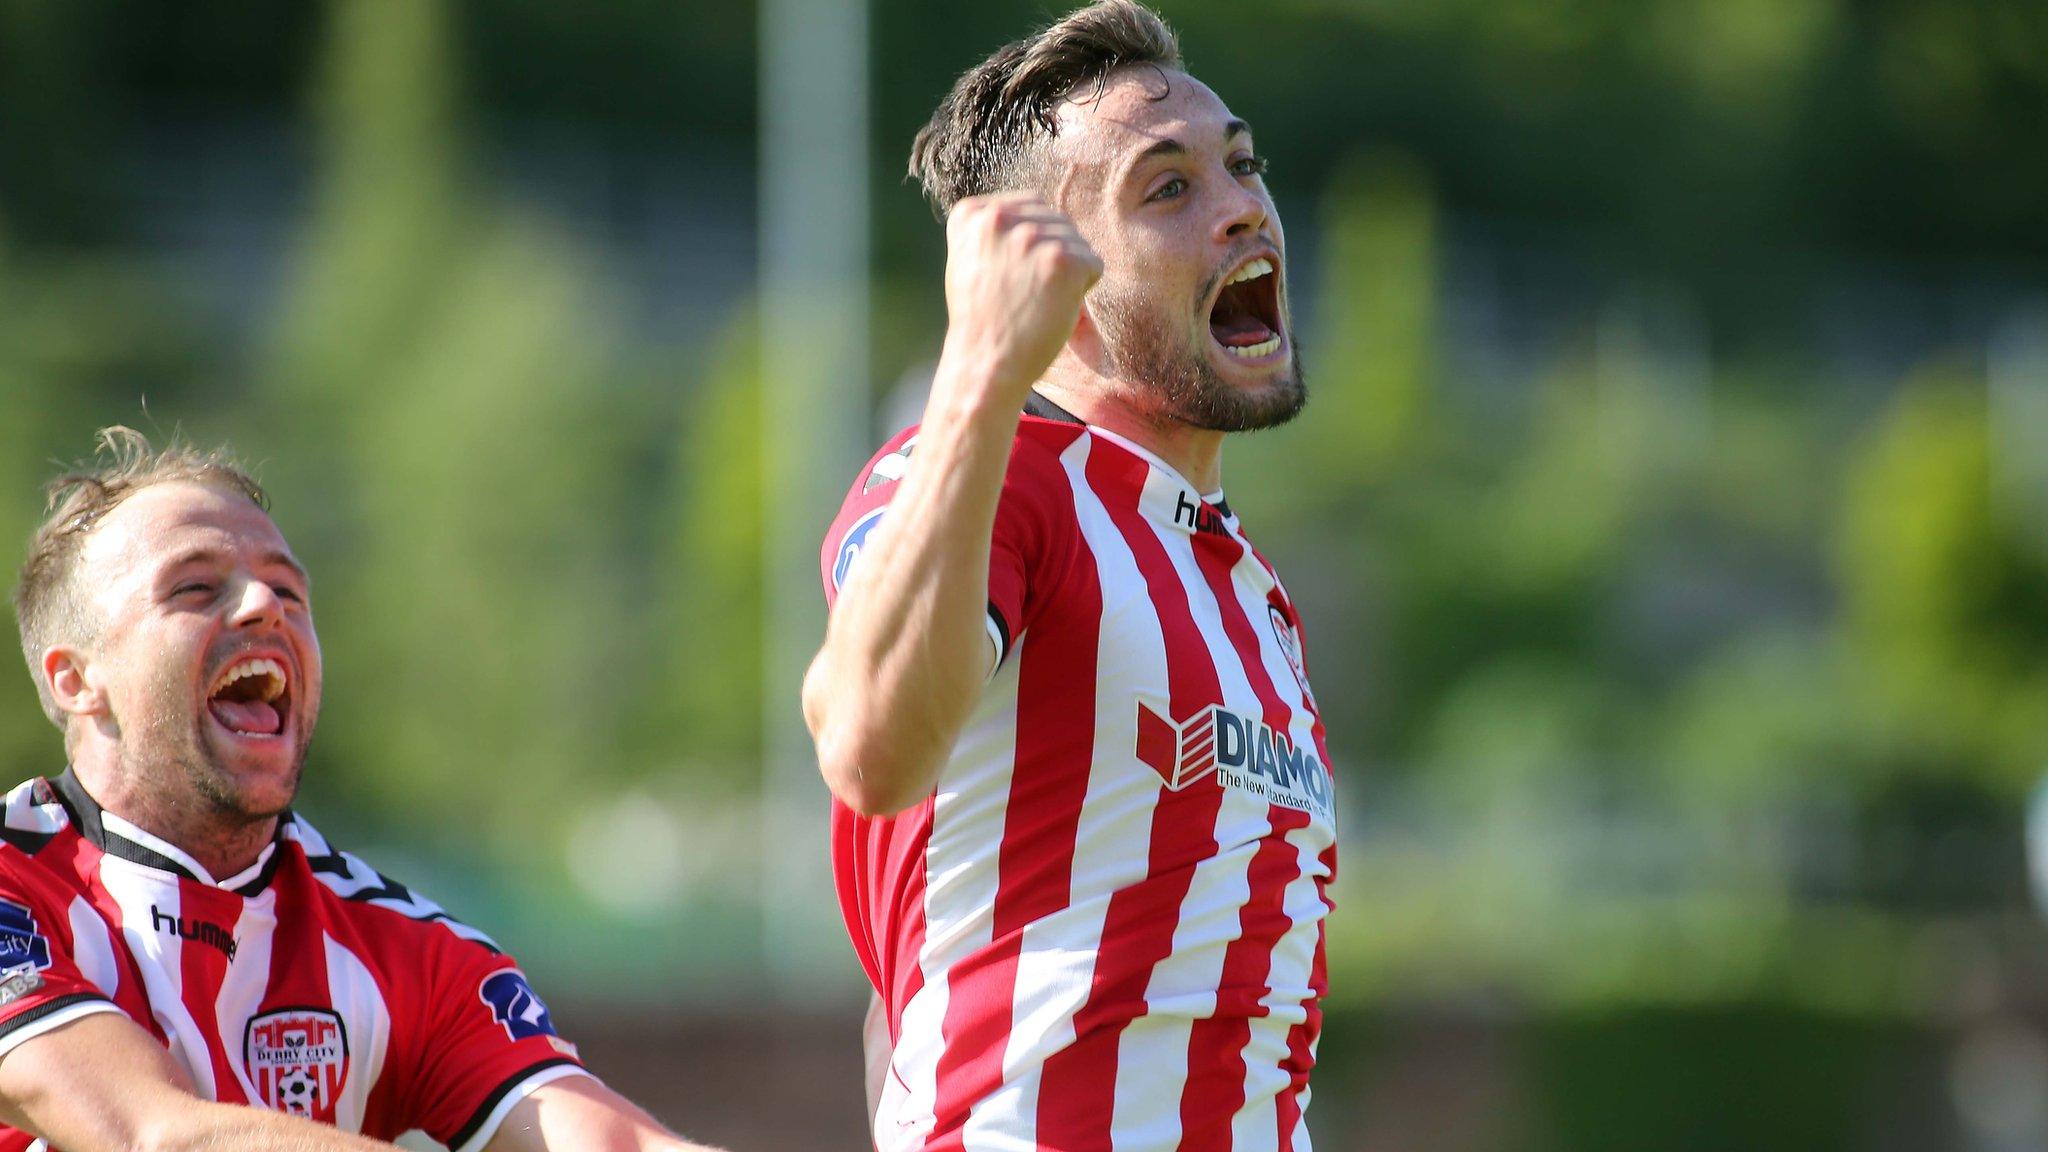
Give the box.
[405,934,591,1152]
[820,424,1073,670]
[0,863,123,1061]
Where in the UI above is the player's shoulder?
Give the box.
[849,424,923,498]
[1012,416,1094,487]
[850,413,1081,496]
[282,814,504,954]
[0,777,77,860]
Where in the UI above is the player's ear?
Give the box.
[1070,298,1105,363]
[43,646,109,720]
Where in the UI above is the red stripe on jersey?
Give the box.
[1275,845,1335,1149]
[833,793,934,1133]
[1035,443,1229,1149]
[1250,534,1338,1152]
[831,809,887,995]
[1189,532,1295,748]
[1178,531,1306,1148]
[1179,805,1310,1149]
[72,840,165,1041]
[923,459,1103,1150]
[870,797,934,1033]
[174,880,245,1104]
[257,862,342,1117]
[893,808,931,1046]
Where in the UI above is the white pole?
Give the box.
[759,0,871,998]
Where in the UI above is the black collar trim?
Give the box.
[51,770,288,896]
[1023,391,1084,425]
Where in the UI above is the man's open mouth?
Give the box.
[1207,255,1285,360]
[207,656,289,738]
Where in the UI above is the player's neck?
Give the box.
[70,750,280,882]
[1034,375,1226,494]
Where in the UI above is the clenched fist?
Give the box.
[938,191,1104,408]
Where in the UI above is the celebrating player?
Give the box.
[804,2,1338,1148]
[0,429,720,1152]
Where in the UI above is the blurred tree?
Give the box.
[1836,371,2048,792]
[633,314,767,789]
[253,0,657,873]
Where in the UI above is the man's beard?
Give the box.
[1092,280,1307,433]
[121,678,307,826]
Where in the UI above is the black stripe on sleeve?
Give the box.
[444,1056,583,1151]
[988,601,1013,666]
[0,992,114,1045]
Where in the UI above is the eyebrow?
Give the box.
[1124,119,1256,179]
[162,547,310,584]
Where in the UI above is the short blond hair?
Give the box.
[12,427,267,726]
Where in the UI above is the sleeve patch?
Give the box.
[830,508,888,592]
[479,970,558,1042]
[0,900,52,979]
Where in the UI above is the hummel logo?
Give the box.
[152,905,237,961]
[1172,490,1229,537]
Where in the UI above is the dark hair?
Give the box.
[14,427,267,726]
[909,0,1183,216]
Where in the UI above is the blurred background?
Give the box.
[3,0,2047,1148]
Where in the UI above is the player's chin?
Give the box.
[199,730,304,814]
[225,769,301,822]
[1188,340,1306,432]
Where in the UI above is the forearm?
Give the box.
[8,1083,394,1152]
[484,1078,724,1152]
[0,1013,398,1152]
[805,359,1024,815]
[143,1102,397,1152]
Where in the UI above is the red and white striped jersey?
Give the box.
[0,772,589,1152]
[820,395,1339,1152]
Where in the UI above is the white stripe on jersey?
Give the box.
[1235,829,1325,1150]
[1101,467,1263,1148]
[1001,433,1174,1148]
[325,934,392,1131]
[68,894,120,998]
[1223,533,1326,1150]
[886,652,1026,1152]
[215,889,278,1104]
[100,859,217,1097]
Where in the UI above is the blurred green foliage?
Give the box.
[0,0,2043,1017]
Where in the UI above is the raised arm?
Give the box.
[801,191,1100,817]
[0,1012,398,1152]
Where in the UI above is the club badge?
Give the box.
[1268,603,1315,705]
[246,1008,349,1119]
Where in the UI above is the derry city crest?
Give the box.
[246,1008,350,1119]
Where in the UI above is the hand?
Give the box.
[938,191,1103,407]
